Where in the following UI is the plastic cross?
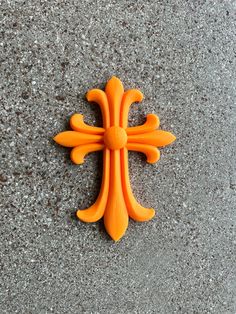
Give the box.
[54,77,176,241]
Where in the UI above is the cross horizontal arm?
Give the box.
[71,143,104,164]
[126,143,160,163]
[126,114,160,135]
[70,114,105,135]
[53,131,103,147]
[127,130,176,147]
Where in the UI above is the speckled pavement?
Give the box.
[1,1,236,313]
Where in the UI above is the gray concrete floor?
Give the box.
[1,1,236,313]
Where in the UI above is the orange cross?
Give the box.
[54,77,176,241]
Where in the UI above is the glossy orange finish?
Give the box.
[54,77,176,241]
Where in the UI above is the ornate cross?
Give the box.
[54,77,176,241]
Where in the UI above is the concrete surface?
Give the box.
[0,0,236,313]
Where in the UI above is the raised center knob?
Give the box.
[104,126,127,150]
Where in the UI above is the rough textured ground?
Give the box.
[0,1,236,313]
